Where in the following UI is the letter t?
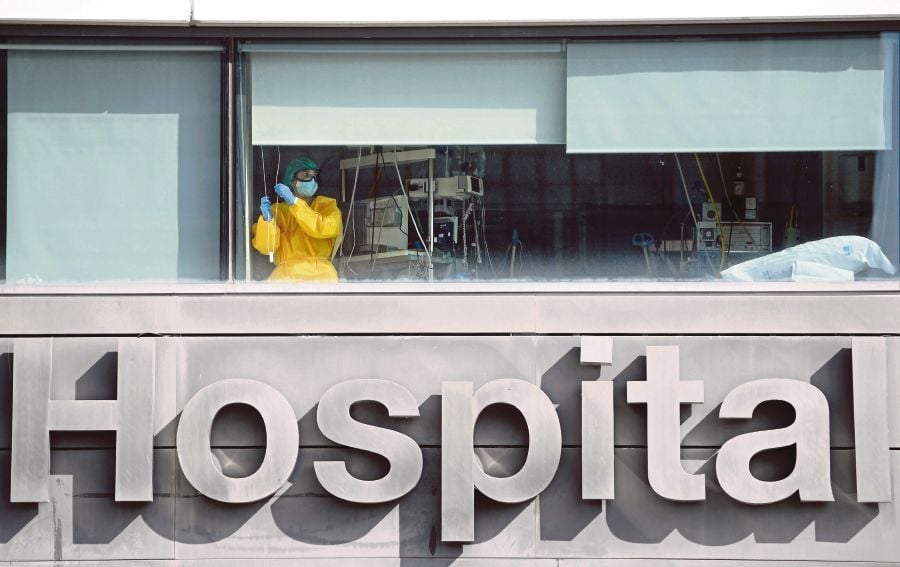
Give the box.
[627,345,705,501]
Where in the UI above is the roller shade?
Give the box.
[567,36,896,153]
[6,49,222,282]
[247,43,565,145]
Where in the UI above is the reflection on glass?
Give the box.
[5,49,222,283]
[245,146,899,283]
[240,34,899,284]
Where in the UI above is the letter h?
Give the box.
[10,338,155,502]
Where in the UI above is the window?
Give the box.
[227,34,900,281]
[3,45,223,283]
[235,34,897,284]
[2,33,893,288]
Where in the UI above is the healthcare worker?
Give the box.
[252,157,342,281]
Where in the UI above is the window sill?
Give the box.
[0,279,896,296]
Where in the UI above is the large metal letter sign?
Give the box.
[10,334,898,535]
[176,379,298,503]
[580,336,615,500]
[11,338,156,502]
[441,379,562,542]
[627,345,705,501]
[851,337,893,502]
[315,379,423,503]
[717,379,834,504]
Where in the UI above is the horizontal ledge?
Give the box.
[0,280,896,296]
[0,293,898,334]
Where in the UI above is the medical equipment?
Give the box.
[340,148,435,280]
[696,221,772,253]
[433,216,458,251]
[702,202,722,222]
[407,175,484,200]
[344,195,409,254]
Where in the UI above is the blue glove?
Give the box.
[274,183,297,205]
[260,196,273,221]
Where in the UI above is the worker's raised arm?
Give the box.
[285,197,342,239]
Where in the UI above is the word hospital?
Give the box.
[7,337,893,542]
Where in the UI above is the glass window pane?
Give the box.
[6,48,222,283]
[240,36,899,284]
[567,36,895,153]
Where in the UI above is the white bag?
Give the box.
[791,260,854,282]
[720,236,897,282]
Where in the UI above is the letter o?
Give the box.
[176,379,299,503]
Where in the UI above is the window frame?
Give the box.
[0,21,897,292]
[0,38,230,284]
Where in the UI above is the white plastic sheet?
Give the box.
[721,236,897,282]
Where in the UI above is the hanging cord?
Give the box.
[371,152,389,264]
[785,204,800,248]
[461,200,473,271]
[338,147,363,270]
[260,146,275,263]
[469,198,481,264]
[371,171,394,273]
[390,148,432,269]
[505,229,524,278]
[480,196,498,277]
[674,154,699,228]
[674,154,700,274]
[694,153,726,274]
[275,145,281,185]
[260,146,268,200]
[272,146,282,261]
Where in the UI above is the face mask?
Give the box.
[297,179,318,197]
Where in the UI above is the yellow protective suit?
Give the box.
[251,196,342,281]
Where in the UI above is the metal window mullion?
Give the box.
[222,38,237,283]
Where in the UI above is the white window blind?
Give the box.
[6,49,221,282]
[247,43,566,146]
[566,36,896,153]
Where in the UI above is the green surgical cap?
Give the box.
[282,157,319,186]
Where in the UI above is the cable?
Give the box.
[657,205,690,247]
[370,152,382,264]
[260,146,275,264]
[518,241,529,275]
[785,204,799,247]
[339,147,363,271]
[387,188,409,237]
[390,147,432,269]
[694,153,725,274]
[480,196,498,277]
[275,146,281,186]
[372,192,390,272]
[461,200,470,271]
[260,146,267,199]
[674,155,699,228]
[272,147,281,260]
[469,198,481,265]
[504,229,524,278]
[368,154,385,199]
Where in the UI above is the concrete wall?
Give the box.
[0,331,897,564]
[2,1,899,26]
